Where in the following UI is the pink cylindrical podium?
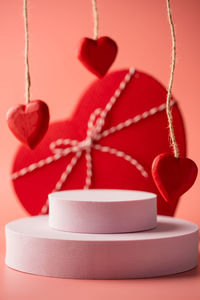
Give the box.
[5,215,199,279]
[48,190,157,233]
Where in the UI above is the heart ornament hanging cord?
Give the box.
[78,0,118,78]
[151,0,198,202]
[6,0,50,150]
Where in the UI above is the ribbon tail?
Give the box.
[93,144,148,178]
[84,148,93,189]
[95,100,177,141]
[40,151,82,214]
[11,151,72,180]
[53,151,83,191]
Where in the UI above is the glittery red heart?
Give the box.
[7,100,49,149]
[152,153,198,202]
[78,36,118,77]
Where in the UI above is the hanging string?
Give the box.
[166,0,179,158]
[92,0,99,40]
[23,0,31,104]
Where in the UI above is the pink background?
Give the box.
[0,0,199,299]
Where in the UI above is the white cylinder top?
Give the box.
[49,189,156,202]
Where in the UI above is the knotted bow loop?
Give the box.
[86,107,104,140]
[49,107,104,156]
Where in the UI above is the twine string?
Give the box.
[23,0,31,104]
[166,0,179,158]
[92,0,99,40]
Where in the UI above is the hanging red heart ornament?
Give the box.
[7,100,50,149]
[150,0,198,204]
[6,1,50,150]
[78,36,118,77]
[152,153,198,202]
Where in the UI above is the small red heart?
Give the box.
[7,100,50,149]
[152,153,198,202]
[78,36,118,78]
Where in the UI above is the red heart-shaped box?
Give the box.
[11,69,186,216]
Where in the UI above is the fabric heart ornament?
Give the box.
[78,36,118,77]
[11,68,186,216]
[7,100,50,149]
[152,153,198,202]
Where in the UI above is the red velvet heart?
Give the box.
[152,153,198,202]
[11,69,186,216]
[78,36,118,77]
[7,100,50,149]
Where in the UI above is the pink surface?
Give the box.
[0,0,200,298]
[0,227,200,299]
[5,215,199,279]
[49,190,157,233]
